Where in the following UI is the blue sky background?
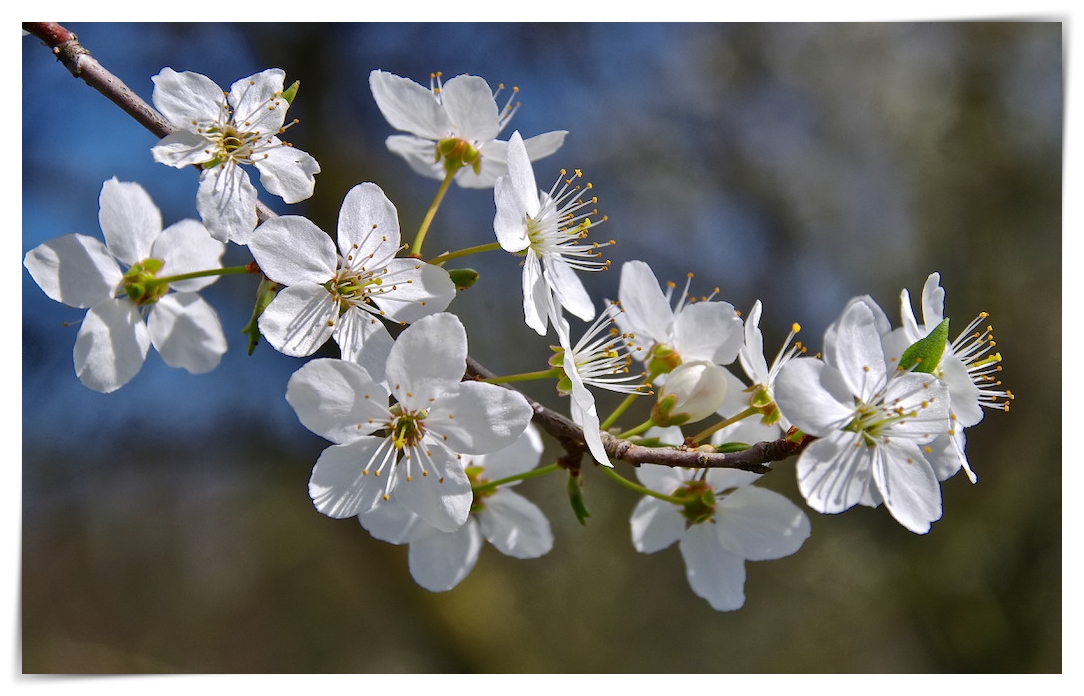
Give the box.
[21,22,1063,673]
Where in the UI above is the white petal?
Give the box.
[98,178,161,267]
[151,130,214,169]
[439,74,500,142]
[942,354,983,427]
[151,219,225,293]
[469,131,569,191]
[257,284,337,358]
[285,358,389,443]
[228,68,286,131]
[630,495,684,553]
[704,467,762,492]
[920,272,946,329]
[407,520,483,592]
[545,256,595,323]
[831,300,888,401]
[473,424,543,480]
[426,381,533,456]
[679,523,747,612]
[714,486,810,561]
[333,308,394,377]
[674,300,744,365]
[196,164,258,244]
[371,259,455,323]
[521,252,549,335]
[147,293,227,373]
[255,146,320,204]
[796,433,872,515]
[569,391,612,467]
[308,438,391,518]
[618,260,673,348]
[521,131,568,162]
[385,313,466,407]
[24,234,122,308]
[773,357,855,436]
[870,439,942,534]
[74,298,149,393]
[502,131,540,217]
[369,70,451,140]
[247,216,337,286]
[493,178,531,252]
[635,463,692,492]
[478,489,553,558]
[151,67,225,128]
[738,300,770,384]
[394,445,473,532]
[358,497,423,545]
[385,135,444,180]
[337,182,401,254]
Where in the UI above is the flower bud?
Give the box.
[650,360,729,426]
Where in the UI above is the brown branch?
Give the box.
[466,357,808,474]
[23,22,278,224]
[28,21,810,477]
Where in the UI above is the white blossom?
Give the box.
[358,425,552,592]
[151,67,320,244]
[494,131,612,335]
[775,298,953,534]
[631,464,809,612]
[286,313,534,532]
[247,183,455,364]
[370,70,566,189]
[24,178,227,393]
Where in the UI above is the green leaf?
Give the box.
[242,277,280,355]
[899,318,949,374]
[567,473,591,526]
[715,441,752,453]
[281,80,300,105]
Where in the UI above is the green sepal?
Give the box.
[715,441,752,453]
[281,80,300,105]
[448,267,479,290]
[242,277,280,355]
[899,318,949,374]
[567,473,591,526]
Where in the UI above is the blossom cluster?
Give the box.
[24,60,1011,612]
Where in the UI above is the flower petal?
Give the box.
[407,519,483,592]
[679,523,747,612]
[478,488,553,558]
[774,357,856,436]
[372,259,455,324]
[472,424,543,480]
[870,439,942,534]
[228,68,286,132]
[630,495,685,553]
[333,308,394,378]
[545,256,595,323]
[98,178,161,267]
[151,219,225,293]
[394,445,473,532]
[255,145,320,204]
[369,70,451,141]
[385,135,443,180]
[426,381,533,456]
[617,260,674,351]
[308,438,391,518]
[147,293,227,373]
[440,74,500,142]
[196,164,258,244]
[151,130,214,169]
[337,182,401,254]
[674,300,744,365]
[714,486,810,561]
[24,234,122,308]
[248,215,337,286]
[358,498,423,545]
[286,358,389,443]
[74,298,149,393]
[151,67,225,128]
[385,313,466,407]
[257,284,337,357]
[795,433,872,515]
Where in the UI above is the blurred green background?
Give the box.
[21,22,1061,672]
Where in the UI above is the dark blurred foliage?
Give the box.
[22,23,1060,672]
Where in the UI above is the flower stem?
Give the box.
[478,367,562,384]
[148,265,254,287]
[430,241,503,265]
[615,419,656,439]
[688,406,760,444]
[412,169,457,257]
[599,465,689,505]
[473,462,561,495]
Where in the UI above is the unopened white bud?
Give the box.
[651,360,729,426]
